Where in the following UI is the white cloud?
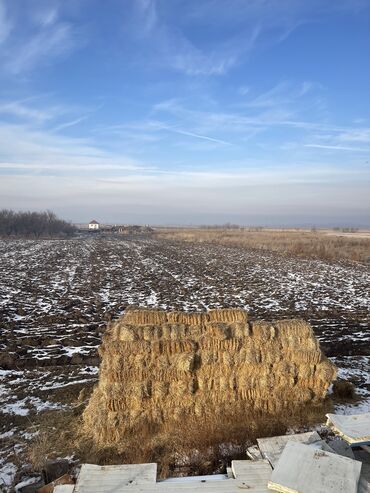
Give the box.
[305,143,369,152]
[0,90,368,225]
[153,123,232,145]
[136,0,157,34]
[238,86,250,96]
[0,98,56,122]
[0,0,80,75]
[52,115,89,132]
[33,5,59,27]
[129,1,261,76]
[130,0,366,78]
[150,95,370,157]
[0,122,146,171]
[337,129,370,143]
[0,0,12,44]
[5,22,74,75]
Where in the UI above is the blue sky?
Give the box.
[0,0,369,225]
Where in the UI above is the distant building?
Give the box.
[88,220,99,230]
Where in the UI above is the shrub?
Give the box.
[332,380,356,399]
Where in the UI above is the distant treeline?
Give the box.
[0,209,76,238]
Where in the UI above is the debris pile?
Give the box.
[15,412,370,492]
[83,308,336,445]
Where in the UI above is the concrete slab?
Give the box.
[74,463,157,492]
[326,413,370,445]
[73,462,271,492]
[358,476,370,493]
[231,460,272,486]
[257,431,321,467]
[247,445,264,461]
[326,437,355,459]
[267,441,362,493]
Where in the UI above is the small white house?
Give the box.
[88,220,100,230]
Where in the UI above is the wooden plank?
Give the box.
[267,442,362,493]
[257,431,321,468]
[326,413,370,445]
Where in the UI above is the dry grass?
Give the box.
[155,228,370,264]
[26,399,332,479]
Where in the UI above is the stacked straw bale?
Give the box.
[83,308,336,445]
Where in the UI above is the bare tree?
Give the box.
[0,209,76,238]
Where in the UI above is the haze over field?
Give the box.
[0,0,369,225]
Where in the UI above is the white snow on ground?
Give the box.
[2,397,65,416]
[331,355,370,415]
[335,399,370,415]
[0,430,15,439]
[0,462,17,488]
[14,476,41,492]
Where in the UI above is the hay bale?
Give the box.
[83,308,335,446]
[208,309,247,323]
[204,322,231,340]
[167,311,207,325]
[252,321,276,340]
[230,321,251,338]
[123,309,168,325]
[274,319,313,338]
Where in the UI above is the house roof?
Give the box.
[89,220,99,224]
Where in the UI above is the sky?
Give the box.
[0,0,369,226]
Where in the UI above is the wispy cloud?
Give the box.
[136,0,157,34]
[0,1,79,75]
[0,97,57,122]
[6,23,74,75]
[95,118,232,147]
[305,143,369,152]
[337,129,370,143]
[150,90,370,158]
[0,0,12,44]
[32,4,59,27]
[151,95,301,138]
[238,86,250,96]
[164,126,231,145]
[125,0,368,78]
[52,115,89,132]
[0,122,147,172]
[244,81,317,109]
[127,0,261,76]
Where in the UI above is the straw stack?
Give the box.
[83,308,336,445]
